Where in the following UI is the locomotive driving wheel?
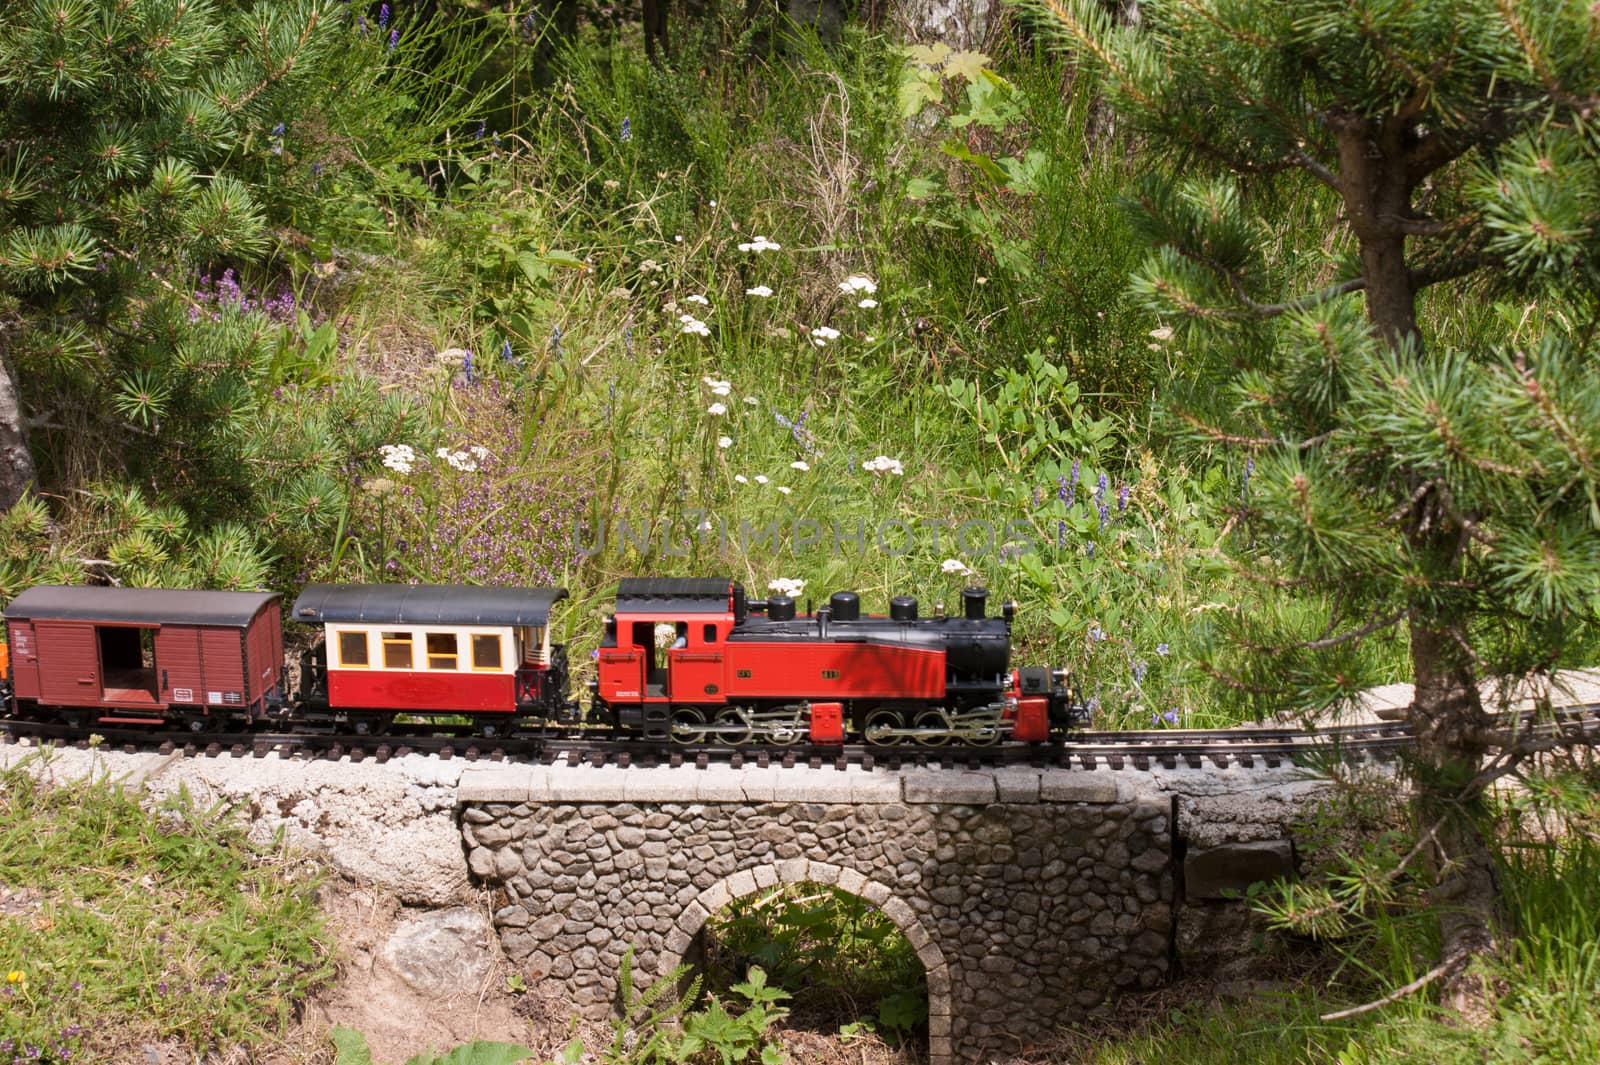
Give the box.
[862,708,904,746]
[913,709,952,746]
[714,707,753,746]
[671,707,709,744]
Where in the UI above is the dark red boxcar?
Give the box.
[3,586,283,725]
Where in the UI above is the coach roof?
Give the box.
[4,585,280,627]
[291,583,569,627]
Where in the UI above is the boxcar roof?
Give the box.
[4,586,279,626]
[291,584,569,627]
[615,577,732,614]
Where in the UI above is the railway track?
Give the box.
[5,703,1599,774]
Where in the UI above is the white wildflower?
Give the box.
[813,326,841,340]
[685,294,711,305]
[445,450,479,472]
[862,455,905,476]
[857,298,878,309]
[717,436,733,449]
[638,259,664,273]
[941,559,973,577]
[378,444,416,474]
[754,475,770,484]
[743,396,759,406]
[702,376,732,396]
[838,275,877,295]
[737,235,782,253]
[681,316,711,337]
[745,285,774,298]
[1149,325,1174,342]
[734,474,749,484]
[776,485,792,495]
[768,577,805,597]
[790,461,810,472]
[707,402,727,415]
[468,445,490,461]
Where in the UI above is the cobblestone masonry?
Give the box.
[459,765,1174,1065]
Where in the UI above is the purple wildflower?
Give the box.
[1118,484,1129,511]
[1163,708,1180,724]
[521,10,537,37]
[1156,642,1170,656]
[1056,519,1066,549]
[1242,456,1254,499]
[378,2,390,29]
[388,27,399,49]
[1085,542,1096,558]
[621,116,632,142]
[475,120,487,140]
[1132,659,1148,683]
[358,14,367,34]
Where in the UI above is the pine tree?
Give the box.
[0,0,343,509]
[1022,0,1600,1011]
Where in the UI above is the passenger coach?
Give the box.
[290,583,571,735]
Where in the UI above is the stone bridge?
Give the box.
[457,764,1231,1064]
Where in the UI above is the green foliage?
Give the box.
[331,1027,535,1065]
[703,885,921,1038]
[0,751,333,1057]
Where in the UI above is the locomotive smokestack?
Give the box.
[962,587,988,620]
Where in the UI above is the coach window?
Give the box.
[382,631,414,669]
[426,632,459,670]
[472,634,502,671]
[338,631,370,668]
[702,624,717,644]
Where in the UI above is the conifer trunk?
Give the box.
[1357,186,1503,1015]
[0,338,35,511]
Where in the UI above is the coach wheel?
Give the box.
[913,709,951,746]
[671,707,709,745]
[353,714,394,737]
[62,709,95,732]
[715,708,753,746]
[185,713,217,734]
[862,708,904,747]
[476,721,503,740]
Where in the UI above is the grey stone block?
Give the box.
[1039,772,1129,803]
[1184,840,1295,900]
[903,770,997,804]
[456,767,532,803]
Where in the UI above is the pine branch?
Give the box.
[1304,608,1411,650]
[1319,950,1470,1021]
[1226,273,1367,319]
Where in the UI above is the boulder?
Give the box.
[380,906,497,997]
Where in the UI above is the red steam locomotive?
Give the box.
[1,577,1087,745]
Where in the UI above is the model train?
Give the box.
[0,577,1088,746]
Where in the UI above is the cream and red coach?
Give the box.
[289,583,571,734]
[2,586,284,729]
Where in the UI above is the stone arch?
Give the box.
[656,858,954,1063]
